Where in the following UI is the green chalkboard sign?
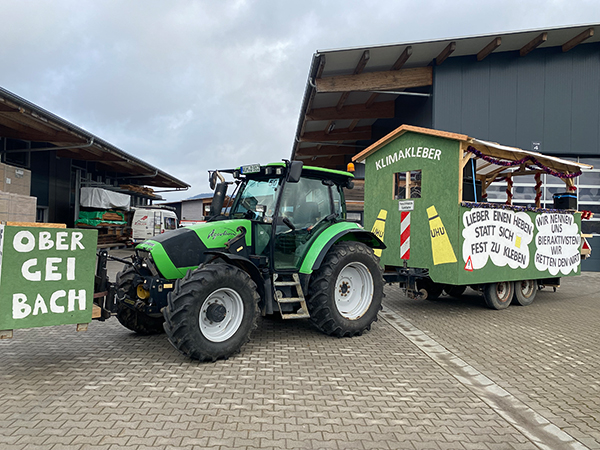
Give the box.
[0,225,98,330]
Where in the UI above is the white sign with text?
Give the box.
[462,208,534,270]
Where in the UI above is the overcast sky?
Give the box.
[1,1,599,201]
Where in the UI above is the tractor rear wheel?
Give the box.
[307,242,383,337]
[115,266,165,335]
[163,264,259,362]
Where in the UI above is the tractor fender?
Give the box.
[299,223,386,275]
[203,251,266,302]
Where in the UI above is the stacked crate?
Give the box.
[0,162,36,223]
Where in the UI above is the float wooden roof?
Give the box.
[353,124,593,178]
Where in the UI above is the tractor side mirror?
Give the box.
[287,161,303,183]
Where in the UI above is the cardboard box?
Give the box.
[0,162,31,196]
[0,191,36,223]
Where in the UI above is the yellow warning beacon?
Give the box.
[427,205,457,265]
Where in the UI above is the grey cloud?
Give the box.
[0,0,598,200]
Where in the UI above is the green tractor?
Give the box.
[113,161,385,361]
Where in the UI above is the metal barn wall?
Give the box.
[432,42,600,156]
[432,43,600,271]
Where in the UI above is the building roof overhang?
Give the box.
[0,86,190,190]
[292,23,600,169]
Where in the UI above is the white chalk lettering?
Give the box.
[50,290,66,314]
[22,258,41,281]
[374,147,443,170]
[13,231,35,252]
[11,289,87,319]
[12,293,31,319]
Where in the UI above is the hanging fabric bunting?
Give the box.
[466,146,582,179]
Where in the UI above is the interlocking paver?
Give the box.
[0,250,598,449]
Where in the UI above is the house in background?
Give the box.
[160,192,216,225]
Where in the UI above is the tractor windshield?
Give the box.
[230,178,281,222]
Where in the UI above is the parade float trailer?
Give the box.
[352,125,593,309]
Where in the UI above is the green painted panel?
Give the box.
[0,225,98,330]
[362,130,584,285]
[138,220,253,279]
[363,131,461,282]
[192,219,252,248]
[299,221,362,274]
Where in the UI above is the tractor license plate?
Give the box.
[241,164,260,174]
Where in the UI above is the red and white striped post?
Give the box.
[400,211,411,260]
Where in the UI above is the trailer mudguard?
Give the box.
[299,222,386,275]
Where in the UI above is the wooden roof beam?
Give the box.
[296,145,360,158]
[316,67,432,93]
[366,46,414,108]
[562,27,594,52]
[306,100,395,121]
[477,37,501,61]
[300,126,371,142]
[435,42,456,65]
[391,46,413,70]
[0,124,82,143]
[305,155,347,169]
[57,148,124,162]
[0,103,16,112]
[520,32,547,56]
[336,50,370,112]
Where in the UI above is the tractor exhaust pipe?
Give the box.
[209,183,228,218]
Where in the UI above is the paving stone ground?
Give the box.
[0,251,598,450]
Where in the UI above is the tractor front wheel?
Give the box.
[307,242,383,337]
[163,264,259,362]
[115,266,165,335]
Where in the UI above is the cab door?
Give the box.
[273,177,340,270]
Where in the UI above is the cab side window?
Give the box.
[279,177,333,229]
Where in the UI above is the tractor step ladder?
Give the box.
[273,273,310,319]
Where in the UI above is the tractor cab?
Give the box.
[209,161,354,271]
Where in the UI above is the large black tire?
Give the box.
[163,264,259,362]
[417,278,444,300]
[307,241,383,337]
[512,280,537,306]
[115,266,165,335]
[443,285,467,298]
[483,281,513,310]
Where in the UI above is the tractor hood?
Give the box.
[136,219,252,279]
